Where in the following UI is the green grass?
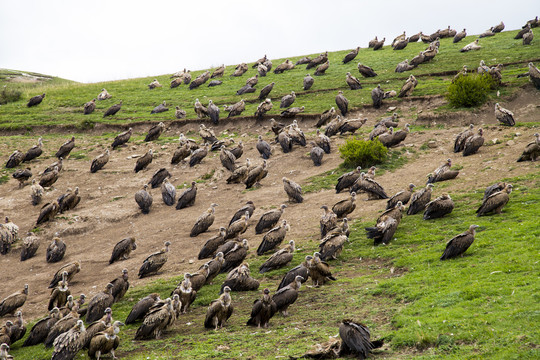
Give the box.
[0,28,538,130]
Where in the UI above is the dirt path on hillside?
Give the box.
[0,88,538,323]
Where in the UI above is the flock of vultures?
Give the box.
[1,17,540,360]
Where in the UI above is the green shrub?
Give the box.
[447,73,496,108]
[339,138,388,168]
[0,86,22,105]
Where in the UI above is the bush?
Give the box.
[0,87,22,105]
[339,138,388,168]
[447,73,496,108]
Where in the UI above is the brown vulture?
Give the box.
[371,85,384,109]
[351,172,388,200]
[306,51,328,69]
[220,146,237,172]
[27,93,46,107]
[190,203,218,237]
[368,36,378,48]
[272,59,293,74]
[220,263,259,293]
[528,62,540,89]
[427,159,458,184]
[148,168,170,189]
[174,106,186,119]
[332,192,356,219]
[111,128,132,149]
[335,166,362,193]
[134,149,153,173]
[198,227,226,260]
[476,184,512,216]
[138,241,171,278]
[110,269,129,303]
[226,158,250,184]
[125,293,160,324]
[103,101,122,118]
[46,236,66,264]
[148,79,162,89]
[145,122,165,142]
[90,149,109,173]
[272,275,303,316]
[203,252,225,284]
[339,320,383,358]
[453,28,467,43]
[440,224,479,260]
[308,252,336,286]
[245,159,268,189]
[255,98,273,119]
[85,283,114,323]
[9,310,26,344]
[495,103,515,126]
[335,91,349,116]
[220,239,249,273]
[346,72,362,90]
[57,187,80,213]
[319,233,347,261]
[51,320,86,360]
[88,320,124,360]
[23,137,43,162]
[310,142,324,166]
[277,256,311,290]
[283,177,303,203]
[0,284,28,317]
[339,118,367,135]
[259,240,295,273]
[255,204,287,234]
[49,261,81,288]
[373,37,385,50]
[423,194,454,220]
[365,202,404,245]
[232,63,248,77]
[12,168,32,187]
[176,181,197,210]
[357,63,378,78]
[109,237,137,264]
[454,124,475,152]
[247,289,277,328]
[398,75,417,97]
[39,166,59,188]
[517,132,540,162]
[225,99,245,118]
[82,307,112,349]
[97,88,112,100]
[189,70,210,90]
[211,64,225,78]
[161,178,176,206]
[135,184,152,214]
[36,200,59,225]
[229,201,255,226]
[48,275,70,310]
[387,184,415,210]
[172,275,196,313]
[320,205,337,238]
[257,220,289,255]
[225,212,249,240]
[134,298,174,339]
[303,74,315,90]
[258,82,275,100]
[460,39,481,52]
[189,145,208,167]
[463,128,484,156]
[207,100,220,125]
[23,308,61,347]
[314,60,329,76]
[317,107,336,127]
[343,47,360,64]
[204,287,234,330]
[20,232,40,261]
[171,143,190,164]
[194,98,208,118]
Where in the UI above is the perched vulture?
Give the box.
[463,128,484,156]
[366,202,404,245]
[225,212,249,240]
[385,124,410,147]
[134,149,153,173]
[343,47,360,64]
[134,298,174,339]
[319,232,347,261]
[170,77,183,88]
[171,138,195,163]
[0,284,28,317]
[427,159,458,184]
[495,103,516,126]
[189,145,208,167]
[197,227,226,260]
[51,320,86,360]
[392,31,406,46]
[256,135,272,159]
[371,85,384,109]
[171,275,197,313]
[226,158,250,184]
[39,166,59,188]
[199,124,217,143]
[148,168,170,189]
[325,116,345,137]
[259,240,295,273]
[283,177,303,203]
[232,63,248,77]
[57,187,81,214]
[194,98,208,118]
[528,62,540,89]
[372,37,385,50]
[395,59,414,73]
[479,28,495,38]
[211,65,225,78]
[272,275,303,316]
[257,220,289,255]
[332,192,356,218]
[258,63,268,76]
[145,122,166,141]
[189,70,210,89]
[245,74,259,87]
[138,241,171,278]
[255,98,273,119]
[125,293,160,324]
[109,269,129,303]
[258,82,275,100]
[308,252,337,286]
[220,263,259,293]
[335,91,349,116]
[46,237,66,263]
[134,184,152,214]
[207,100,220,125]
[8,310,26,344]
[12,167,32,187]
[23,308,61,347]
[476,184,512,216]
[220,239,249,274]
[368,36,378,48]
[319,205,337,238]
[440,225,479,260]
[393,38,409,50]
[88,320,124,360]
[253,55,267,68]
[103,101,122,118]
[36,201,59,225]
[280,91,296,109]
[230,141,244,159]
[398,75,417,97]
[247,289,277,328]
[303,74,314,90]
[339,320,383,358]
[85,283,115,324]
[148,79,162,89]
[97,88,112,100]
[387,184,415,210]
[351,172,388,200]
[483,182,506,201]
[20,232,40,261]
[335,166,362,193]
[356,63,377,79]
[523,29,534,45]
[237,84,256,95]
[317,107,336,127]
[174,106,186,119]
[453,28,467,43]
[150,101,168,115]
[296,56,311,65]
[109,237,137,264]
[190,203,218,237]
[460,39,481,52]
[226,99,245,118]
[281,106,305,118]
[204,287,234,330]
[454,124,475,152]
[203,252,225,284]
[44,306,80,348]
[515,24,531,39]
[54,136,75,159]
[423,194,454,220]
[339,118,367,135]
[310,142,324,166]
[244,160,268,189]
[160,178,176,206]
[90,149,109,173]
[27,93,46,107]
[346,72,362,90]
[111,128,132,149]
[410,51,426,67]
[517,133,540,162]
[220,146,237,172]
[23,137,43,162]
[255,204,287,234]
[278,256,310,290]
[313,129,331,154]
[306,51,328,69]
[314,60,329,76]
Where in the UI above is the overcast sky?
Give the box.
[1,0,536,83]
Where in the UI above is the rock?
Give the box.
[492,138,498,144]
[515,132,521,137]
[506,140,515,146]
[387,106,397,112]
[428,141,437,148]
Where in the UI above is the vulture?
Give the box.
[97,89,112,100]
[20,232,40,261]
[278,256,311,290]
[371,85,384,109]
[12,167,32,187]
[258,63,268,76]
[225,212,249,240]
[174,106,186,119]
[335,91,349,116]
[314,60,329,76]
[220,146,237,172]
[103,101,122,117]
[258,82,275,100]
[49,262,81,289]
[90,149,109,173]
[441,225,479,260]
[335,166,362,193]
[308,252,337,286]
[310,142,324,166]
[111,128,132,149]
[517,133,540,162]
[204,287,234,330]
[528,62,540,89]
[343,47,360,64]
[326,116,345,138]
[410,51,426,67]
[339,320,383,358]
[44,305,80,348]
[8,310,26,344]
[280,91,296,108]
[190,203,218,237]
[255,204,287,234]
[409,32,422,42]
[317,107,336,127]
[134,149,153,172]
[259,240,295,273]
[134,298,174,339]
[145,122,165,141]
[365,202,404,245]
[453,28,467,43]
[211,65,225,78]
[372,37,385,50]
[283,177,303,203]
[320,205,337,238]
[55,136,75,159]
[150,101,168,114]
[198,227,226,260]
[51,320,86,360]
[368,36,378,48]
[171,143,190,164]
[303,74,314,90]
[85,283,115,323]
[148,168,170,188]
[220,239,249,274]
[253,55,267,68]
[256,135,272,159]
[134,184,152,214]
[246,74,259,87]
[332,192,356,218]
[272,275,303,316]
[495,103,516,126]
[339,118,367,135]
[110,269,129,302]
[357,63,378,78]
[515,24,531,39]
[393,38,409,50]
[395,59,414,73]
[523,29,534,45]
[23,137,43,162]
[319,232,347,261]
[36,201,59,225]
[423,194,454,220]
[0,285,28,317]
[138,241,171,278]
[220,263,259,293]
[207,100,220,125]
[189,145,208,167]
[479,28,495,38]
[194,98,208,118]
[230,141,244,159]
[387,184,415,210]
[476,184,513,216]
[189,70,210,89]
[484,182,506,201]
[427,159,459,184]
[171,275,197,313]
[23,308,61,347]
[176,181,197,210]
[247,289,277,328]
[454,124,475,152]
[255,98,273,119]
[57,187,81,213]
[227,158,250,184]
[398,75,418,97]
[109,237,137,264]
[463,128,484,156]
[181,267,207,293]
[203,252,225,284]
[148,79,162,89]
[257,220,289,255]
[232,62,248,76]
[392,31,406,46]
[46,237,66,263]
[346,72,362,90]
[199,124,217,143]
[281,106,305,118]
[460,39,481,52]
[170,77,183,88]
[88,320,124,360]
[27,93,46,107]
[39,166,59,187]
[125,293,160,324]
[306,51,328,69]
[161,178,176,206]
[422,45,439,62]
[384,124,410,147]
[225,99,245,118]
[296,56,311,65]
[315,129,331,154]
[351,172,388,200]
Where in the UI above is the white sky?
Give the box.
[1,0,537,83]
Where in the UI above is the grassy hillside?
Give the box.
[0,28,538,130]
